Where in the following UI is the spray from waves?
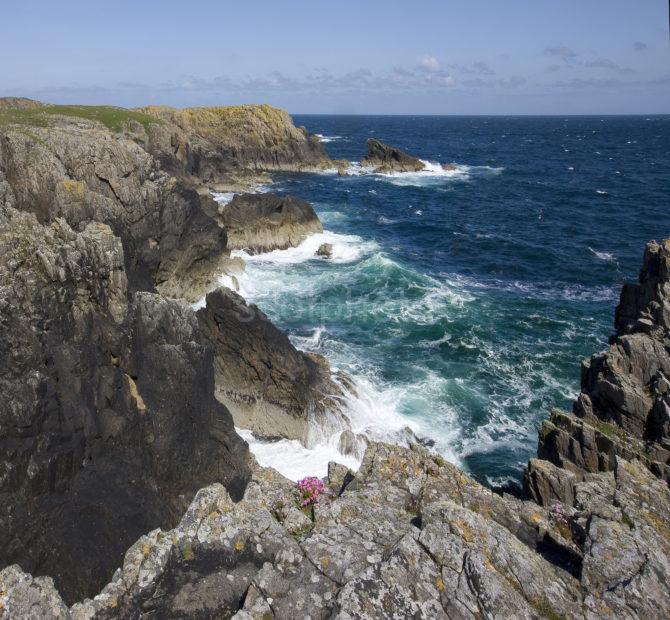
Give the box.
[225,235,475,479]
[211,191,235,205]
[315,134,344,143]
[234,230,377,267]
[341,160,503,187]
[589,247,616,262]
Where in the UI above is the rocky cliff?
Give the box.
[136,104,333,187]
[0,203,250,604]
[526,240,670,507]
[197,288,349,446]
[1,97,669,619]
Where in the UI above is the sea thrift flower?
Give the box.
[297,476,325,507]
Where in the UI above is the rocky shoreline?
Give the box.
[0,98,668,618]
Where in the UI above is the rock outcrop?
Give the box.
[0,204,250,604]
[361,138,425,173]
[215,193,323,254]
[197,288,349,445]
[0,113,229,302]
[5,439,670,618]
[137,104,333,186]
[526,240,670,507]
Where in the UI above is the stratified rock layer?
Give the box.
[361,138,425,173]
[216,193,323,254]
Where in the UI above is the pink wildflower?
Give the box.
[297,476,325,507]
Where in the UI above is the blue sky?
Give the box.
[3,0,669,113]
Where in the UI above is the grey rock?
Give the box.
[316,242,333,258]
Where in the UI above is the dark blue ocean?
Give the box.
[229,115,670,485]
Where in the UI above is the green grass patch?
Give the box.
[0,105,160,132]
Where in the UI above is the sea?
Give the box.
[213,114,670,488]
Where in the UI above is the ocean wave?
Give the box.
[315,134,343,143]
[445,272,618,303]
[211,191,235,206]
[340,160,503,187]
[233,230,377,266]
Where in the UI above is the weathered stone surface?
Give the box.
[0,206,249,604]
[9,440,669,619]
[197,287,349,446]
[216,192,323,254]
[0,114,229,302]
[361,138,425,173]
[534,240,670,487]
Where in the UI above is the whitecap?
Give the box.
[233,230,377,266]
[595,190,609,195]
[589,247,616,262]
[315,134,343,143]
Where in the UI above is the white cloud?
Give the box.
[419,55,441,72]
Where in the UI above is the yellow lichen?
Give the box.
[435,577,445,592]
[61,179,86,196]
[182,545,194,561]
[142,543,151,559]
[234,540,245,552]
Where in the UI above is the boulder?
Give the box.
[316,242,333,258]
[217,192,323,254]
[361,138,425,173]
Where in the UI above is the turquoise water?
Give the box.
[232,115,670,486]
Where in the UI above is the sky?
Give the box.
[2,0,669,114]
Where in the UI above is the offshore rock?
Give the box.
[0,206,249,603]
[197,287,349,446]
[361,138,425,173]
[7,441,670,618]
[316,242,333,258]
[216,192,323,254]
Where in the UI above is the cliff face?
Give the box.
[137,104,333,185]
[1,97,670,619]
[0,114,229,302]
[0,204,250,604]
[526,240,670,508]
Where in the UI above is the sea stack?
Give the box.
[361,138,426,172]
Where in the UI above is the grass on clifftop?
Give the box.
[0,105,160,132]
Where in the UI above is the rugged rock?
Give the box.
[361,138,425,173]
[528,240,670,497]
[0,113,229,302]
[216,193,323,254]
[197,287,349,446]
[0,205,250,604]
[6,439,670,618]
[316,242,333,258]
[137,104,333,185]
